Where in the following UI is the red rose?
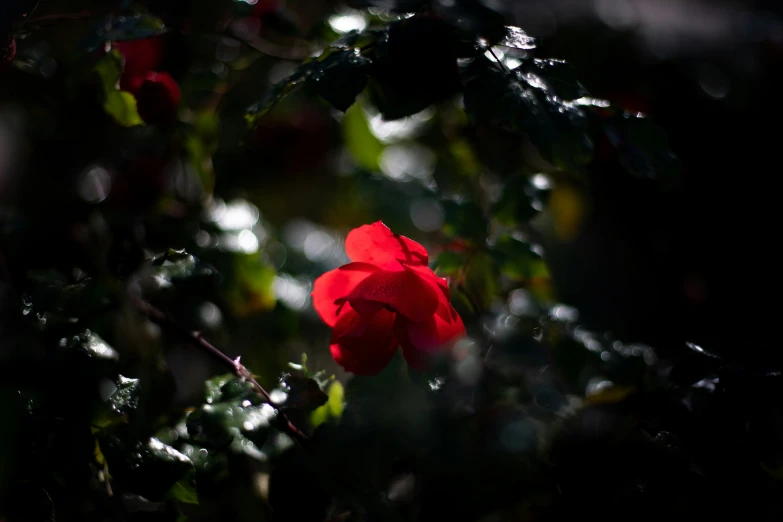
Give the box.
[312,222,466,375]
[113,37,165,90]
[113,37,180,125]
[133,71,181,125]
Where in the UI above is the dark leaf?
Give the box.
[278,371,329,412]
[150,249,217,286]
[98,427,193,501]
[435,0,508,44]
[441,200,488,244]
[247,49,370,125]
[309,50,371,112]
[519,59,588,100]
[346,0,429,11]
[167,470,199,505]
[82,12,166,50]
[368,16,461,119]
[490,234,547,283]
[246,63,313,127]
[461,56,593,169]
[492,176,546,225]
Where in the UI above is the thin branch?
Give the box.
[227,31,316,61]
[25,9,109,24]
[487,47,510,74]
[135,299,309,445]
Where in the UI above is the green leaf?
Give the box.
[342,103,385,171]
[186,377,274,461]
[246,64,313,127]
[441,200,488,244]
[309,50,371,112]
[66,330,120,362]
[150,249,217,287]
[103,91,144,127]
[204,374,259,405]
[433,251,466,278]
[499,26,537,50]
[278,371,328,412]
[98,427,193,501]
[519,59,588,101]
[493,176,548,225]
[309,381,344,428]
[167,471,199,505]
[490,234,547,282]
[94,50,143,127]
[246,49,370,127]
[460,56,593,169]
[107,375,141,416]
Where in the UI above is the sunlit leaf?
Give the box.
[186,377,275,461]
[150,249,217,286]
[519,59,588,101]
[94,50,143,127]
[310,381,344,428]
[461,56,593,169]
[98,427,193,501]
[499,26,537,50]
[343,103,385,171]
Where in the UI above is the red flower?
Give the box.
[113,37,180,124]
[113,37,165,90]
[312,222,466,375]
[133,71,181,125]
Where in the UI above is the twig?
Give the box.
[227,31,316,61]
[25,9,109,24]
[487,47,510,74]
[135,299,309,445]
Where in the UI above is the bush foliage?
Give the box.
[1,0,781,521]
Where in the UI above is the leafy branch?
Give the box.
[134,299,310,446]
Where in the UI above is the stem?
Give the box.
[26,10,108,24]
[135,299,309,445]
[488,47,510,74]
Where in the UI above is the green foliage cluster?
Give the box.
[0,1,779,521]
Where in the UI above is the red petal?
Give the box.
[312,262,379,327]
[345,221,428,269]
[114,37,165,86]
[330,308,398,375]
[397,300,465,370]
[343,267,439,321]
